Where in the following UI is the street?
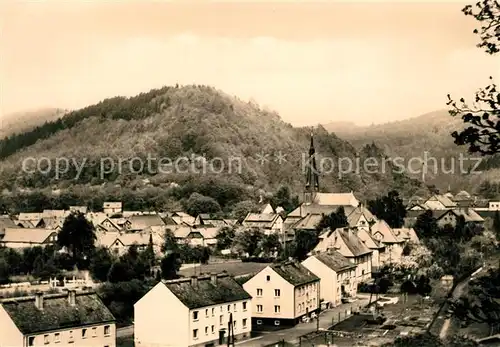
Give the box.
[236,297,370,347]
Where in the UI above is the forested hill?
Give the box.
[324,110,496,193]
[0,108,68,139]
[0,85,422,212]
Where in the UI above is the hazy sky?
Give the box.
[2,0,499,126]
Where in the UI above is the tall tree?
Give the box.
[57,212,96,264]
[493,211,500,240]
[414,210,438,239]
[160,251,181,280]
[161,229,179,253]
[368,190,406,228]
[232,228,265,257]
[290,229,319,261]
[183,192,221,217]
[316,207,348,232]
[215,227,236,251]
[271,186,299,213]
[89,247,114,282]
[447,1,500,155]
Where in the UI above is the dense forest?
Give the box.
[0,85,423,212]
[325,110,497,196]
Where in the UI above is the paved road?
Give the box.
[236,298,370,347]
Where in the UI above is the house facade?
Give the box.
[302,252,357,307]
[103,202,122,216]
[314,228,372,282]
[242,213,284,234]
[242,262,320,329]
[134,274,252,347]
[370,220,405,265]
[0,290,116,347]
[0,228,58,249]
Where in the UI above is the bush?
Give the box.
[241,257,274,263]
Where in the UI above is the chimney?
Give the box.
[68,290,76,306]
[210,273,218,285]
[191,276,198,287]
[34,292,44,310]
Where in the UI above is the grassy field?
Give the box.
[178,261,269,278]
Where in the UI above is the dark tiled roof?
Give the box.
[0,291,115,335]
[337,229,372,257]
[315,252,356,273]
[164,274,251,310]
[271,262,319,287]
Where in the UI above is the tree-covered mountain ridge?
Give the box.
[324,110,498,193]
[0,85,422,211]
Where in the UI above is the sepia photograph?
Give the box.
[1,0,500,346]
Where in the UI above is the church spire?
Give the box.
[304,133,319,204]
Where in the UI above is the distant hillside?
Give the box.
[324,110,488,193]
[0,108,68,138]
[0,85,422,212]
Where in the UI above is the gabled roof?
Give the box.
[0,291,115,335]
[393,228,420,244]
[435,209,484,223]
[18,213,43,221]
[370,220,402,244]
[242,213,281,229]
[103,202,122,208]
[288,204,342,218]
[312,192,359,207]
[98,232,152,248]
[356,228,385,249]
[128,214,166,230]
[424,194,457,209]
[271,262,319,286]
[312,252,356,273]
[290,214,323,230]
[163,274,251,310]
[336,228,373,256]
[1,228,57,244]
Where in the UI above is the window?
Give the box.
[233,320,237,329]
[69,330,74,343]
[193,311,199,321]
[256,320,263,325]
[220,315,223,324]
[227,304,231,312]
[205,326,209,335]
[54,333,60,343]
[211,325,215,334]
[92,327,97,337]
[243,301,247,311]
[257,288,263,296]
[234,303,237,311]
[257,304,263,312]
[82,328,87,338]
[274,305,280,313]
[193,329,198,339]
[266,275,270,281]
[205,309,209,317]
[104,325,110,336]
[243,319,247,328]
[28,337,35,346]
[212,308,215,316]
[274,289,280,297]
[44,334,49,345]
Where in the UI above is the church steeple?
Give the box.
[304,133,319,204]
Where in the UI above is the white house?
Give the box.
[0,290,116,347]
[355,228,385,272]
[134,274,252,347]
[242,213,283,234]
[314,227,372,282]
[302,252,357,307]
[370,220,405,265]
[242,262,320,328]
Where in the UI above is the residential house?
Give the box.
[97,232,158,256]
[345,205,377,231]
[242,213,283,235]
[355,228,385,272]
[198,214,234,228]
[314,227,372,282]
[421,195,457,210]
[435,208,484,229]
[489,201,500,211]
[243,262,320,328]
[393,228,420,245]
[0,290,116,347]
[96,218,122,233]
[162,212,197,227]
[370,220,405,265]
[0,228,58,249]
[103,202,122,216]
[302,252,357,307]
[173,227,220,248]
[41,210,70,220]
[134,274,252,347]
